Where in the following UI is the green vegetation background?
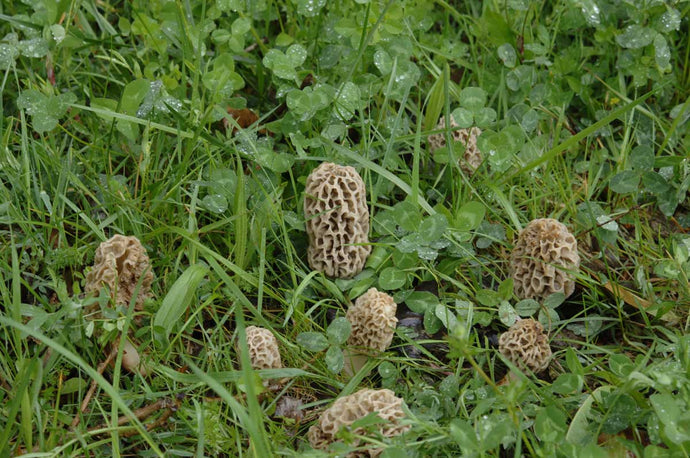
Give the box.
[0,0,689,456]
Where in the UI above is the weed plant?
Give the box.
[0,0,689,456]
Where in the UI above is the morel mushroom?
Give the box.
[510,218,580,302]
[244,326,282,370]
[85,234,154,310]
[304,162,371,278]
[498,318,551,373]
[308,388,409,456]
[344,288,397,375]
[427,115,482,175]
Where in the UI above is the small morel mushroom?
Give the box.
[85,234,154,310]
[120,337,148,376]
[304,162,371,278]
[510,218,580,302]
[498,318,552,374]
[244,326,282,370]
[427,115,482,175]
[308,388,409,456]
[344,288,397,375]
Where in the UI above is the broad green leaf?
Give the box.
[406,291,438,313]
[459,87,487,111]
[454,201,485,231]
[610,170,640,194]
[296,332,329,352]
[435,304,459,330]
[379,267,407,290]
[424,308,442,334]
[616,25,655,49]
[534,405,567,442]
[498,301,517,326]
[418,213,448,243]
[552,373,582,394]
[325,345,344,373]
[497,43,517,68]
[154,264,209,337]
[326,317,351,346]
[515,299,539,316]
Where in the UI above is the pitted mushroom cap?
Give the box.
[498,318,552,373]
[510,218,580,301]
[346,288,397,352]
[85,235,154,310]
[245,326,282,370]
[427,115,482,175]
[304,162,371,278]
[308,388,409,455]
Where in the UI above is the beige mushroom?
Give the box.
[120,337,148,376]
[427,115,482,175]
[510,218,580,302]
[308,388,409,456]
[244,326,282,370]
[344,288,397,375]
[304,162,371,278]
[85,234,154,311]
[498,318,552,374]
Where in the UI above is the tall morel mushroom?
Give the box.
[427,115,482,175]
[85,234,154,310]
[498,318,552,374]
[510,218,580,302]
[344,288,397,374]
[308,388,409,456]
[244,326,282,370]
[304,162,371,278]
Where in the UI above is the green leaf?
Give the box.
[459,87,487,111]
[498,301,517,326]
[418,213,448,243]
[454,201,485,231]
[296,332,329,352]
[435,303,459,330]
[154,264,209,338]
[641,171,670,195]
[630,145,654,170]
[326,317,351,346]
[497,43,517,68]
[334,81,360,120]
[616,25,655,49]
[379,267,407,290]
[601,393,637,434]
[393,200,421,232]
[543,292,565,309]
[609,170,640,194]
[406,291,439,313]
[515,299,539,316]
[450,419,478,450]
[608,354,633,378]
[653,34,671,69]
[424,308,442,335]
[534,405,567,443]
[451,107,474,128]
[552,373,582,394]
[325,345,344,373]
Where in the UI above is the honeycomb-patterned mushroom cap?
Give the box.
[308,388,409,456]
[85,235,154,311]
[498,318,552,373]
[244,326,282,370]
[427,115,482,175]
[510,218,580,302]
[346,288,397,352]
[304,163,371,278]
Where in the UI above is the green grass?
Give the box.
[1,0,689,456]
